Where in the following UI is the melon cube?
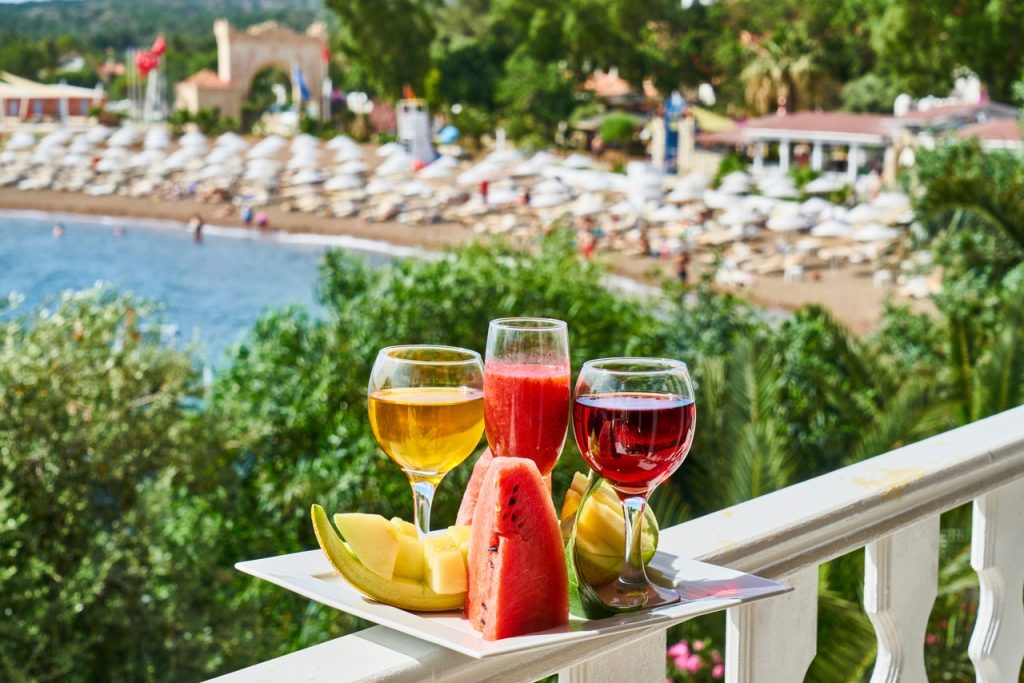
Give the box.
[446,525,472,558]
[390,517,418,538]
[333,513,399,580]
[423,532,468,595]
[392,530,425,581]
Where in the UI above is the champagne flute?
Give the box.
[483,318,570,476]
[368,345,484,537]
[572,358,696,608]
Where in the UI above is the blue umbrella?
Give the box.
[438,125,460,144]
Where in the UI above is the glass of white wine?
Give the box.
[368,345,485,536]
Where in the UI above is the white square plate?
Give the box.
[236,549,791,659]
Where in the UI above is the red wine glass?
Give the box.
[484,318,570,476]
[572,357,696,608]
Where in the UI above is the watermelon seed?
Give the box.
[508,497,517,506]
[512,485,519,493]
[487,544,498,552]
[511,513,517,521]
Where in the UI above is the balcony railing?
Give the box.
[209,406,1024,683]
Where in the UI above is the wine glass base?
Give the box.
[597,578,681,610]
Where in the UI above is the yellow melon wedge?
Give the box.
[311,505,464,612]
[333,513,399,580]
[423,532,468,595]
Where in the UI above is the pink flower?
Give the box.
[711,650,723,664]
[712,663,725,679]
[926,633,938,645]
[693,640,706,652]
[680,654,703,673]
[667,641,690,658]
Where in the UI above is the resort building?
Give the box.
[0,72,105,124]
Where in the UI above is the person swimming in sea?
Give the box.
[52,223,64,238]
[188,214,204,243]
[114,226,125,237]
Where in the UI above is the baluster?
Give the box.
[969,477,1024,683]
[558,630,666,683]
[864,516,939,683]
[725,565,818,683]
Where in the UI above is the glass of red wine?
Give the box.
[572,357,696,608]
[484,318,571,476]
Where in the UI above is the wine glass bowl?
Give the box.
[483,318,570,476]
[368,345,484,536]
[572,357,696,608]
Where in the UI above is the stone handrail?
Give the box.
[210,405,1024,683]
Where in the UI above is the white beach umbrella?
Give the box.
[338,159,369,175]
[206,146,238,164]
[665,184,702,203]
[571,193,605,216]
[376,150,414,176]
[126,149,164,169]
[85,125,113,143]
[486,186,521,206]
[248,135,286,159]
[107,125,140,147]
[804,174,847,194]
[365,178,395,195]
[608,199,639,216]
[291,169,325,185]
[852,223,900,242]
[30,149,56,164]
[243,161,278,180]
[291,133,319,151]
[68,136,93,154]
[419,155,457,179]
[287,152,321,170]
[650,204,683,223]
[530,192,569,208]
[847,203,883,224]
[179,130,208,150]
[401,180,434,197]
[871,191,911,211]
[800,196,833,216]
[198,163,227,180]
[759,177,799,199]
[334,146,364,162]
[810,220,853,238]
[6,131,35,150]
[766,214,810,232]
[376,142,404,157]
[38,129,72,150]
[95,157,125,172]
[145,127,172,150]
[678,170,710,190]
[324,174,363,192]
[216,131,247,150]
[719,208,762,226]
[561,153,594,169]
[327,134,359,152]
[702,189,735,210]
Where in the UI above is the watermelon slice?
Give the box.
[465,457,569,640]
[456,448,495,526]
[457,449,552,526]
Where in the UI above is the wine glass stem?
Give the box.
[619,496,649,586]
[410,478,436,537]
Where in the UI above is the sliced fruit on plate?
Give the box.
[423,532,469,594]
[393,529,425,580]
[560,472,659,586]
[333,512,400,580]
[466,457,569,640]
[311,505,464,612]
[390,517,418,538]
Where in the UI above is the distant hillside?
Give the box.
[0,0,327,48]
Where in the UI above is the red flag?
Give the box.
[151,35,167,57]
[135,50,158,76]
[321,44,331,64]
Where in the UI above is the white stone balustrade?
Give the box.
[210,406,1024,683]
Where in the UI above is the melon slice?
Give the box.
[423,533,469,594]
[390,517,418,538]
[447,525,472,556]
[465,457,569,640]
[333,513,399,580]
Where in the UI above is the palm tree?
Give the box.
[740,33,833,115]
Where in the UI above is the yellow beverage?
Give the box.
[368,386,484,477]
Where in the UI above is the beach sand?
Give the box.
[0,187,930,334]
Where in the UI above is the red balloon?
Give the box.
[135,50,158,77]
[151,35,167,57]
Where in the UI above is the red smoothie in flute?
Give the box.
[483,361,571,475]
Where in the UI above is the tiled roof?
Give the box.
[181,69,232,89]
[956,118,1021,142]
[743,111,892,137]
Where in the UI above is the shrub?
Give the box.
[598,112,638,147]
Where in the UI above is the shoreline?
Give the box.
[0,188,928,333]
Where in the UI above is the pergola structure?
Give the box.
[698,102,1019,183]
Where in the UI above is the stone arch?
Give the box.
[175,20,327,121]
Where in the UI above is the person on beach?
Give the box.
[479,179,489,205]
[255,212,269,229]
[188,214,204,243]
[676,250,691,285]
[241,206,253,226]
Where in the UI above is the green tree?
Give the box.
[325,0,438,98]
[740,28,835,114]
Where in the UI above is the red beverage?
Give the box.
[572,392,695,496]
[484,362,571,475]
